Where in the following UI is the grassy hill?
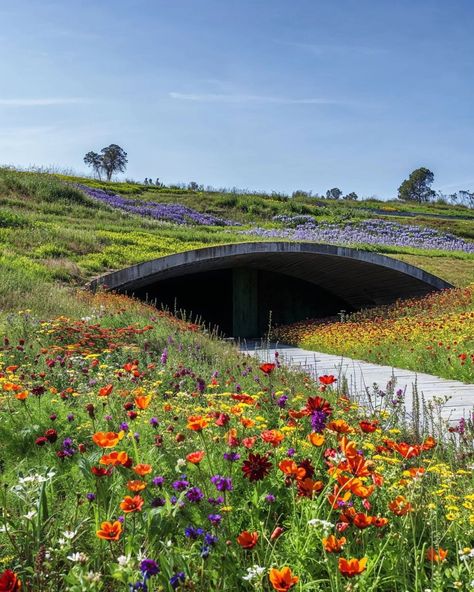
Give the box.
[1,167,473,319]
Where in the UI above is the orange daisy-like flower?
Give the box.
[359,420,378,433]
[261,429,285,447]
[92,431,123,448]
[186,415,209,431]
[0,569,22,591]
[259,363,276,375]
[327,419,353,434]
[133,463,152,476]
[318,374,337,385]
[15,391,29,401]
[127,480,147,492]
[353,513,373,529]
[186,451,205,464]
[119,495,144,513]
[98,384,113,397]
[135,395,152,410]
[338,557,367,578]
[322,535,346,553]
[269,567,299,591]
[388,495,413,516]
[297,478,324,498]
[426,547,448,563]
[236,530,259,549]
[99,451,129,466]
[96,520,122,540]
[278,460,306,480]
[308,432,325,446]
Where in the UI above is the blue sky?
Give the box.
[1,0,473,198]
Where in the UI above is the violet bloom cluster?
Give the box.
[243,218,474,253]
[77,184,238,226]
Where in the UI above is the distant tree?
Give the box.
[343,191,358,200]
[83,144,128,181]
[325,187,342,200]
[144,178,149,185]
[398,167,435,203]
[83,151,103,180]
[100,144,128,181]
[155,178,160,186]
[188,181,199,191]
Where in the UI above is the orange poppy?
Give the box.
[99,451,129,466]
[319,374,337,385]
[133,463,152,476]
[135,395,152,410]
[372,516,389,528]
[186,451,205,464]
[269,567,299,591]
[92,431,123,448]
[297,478,324,498]
[96,520,122,540]
[422,436,436,450]
[322,535,346,553]
[240,417,256,428]
[236,530,259,549]
[127,480,147,492]
[98,384,113,397]
[119,495,144,513]
[261,430,285,447]
[338,557,367,578]
[388,495,413,516]
[278,460,306,480]
[308,432,325,446]
[15,391,28,401]
[353,513,373,529]
[186,415,209,431]
[425,547,448,563]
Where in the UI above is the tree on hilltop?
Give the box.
[83,144,128,181]
[398,167,435,203]
[326,187,342,199]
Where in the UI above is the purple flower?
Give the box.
[152,476,165,487]
[151,497,166,507]
[265,493,276,503]
[277,395,288,408]
[160,348,168,365]
[223,451,241,462]
[210,475,233,492]
[149,417,159,427]
[287,448,296,457]
[207,513,222,526]
[140,558,160,577]
[119,422,129,432]
[67,414,74,422]
[86,493,96,502]
[311,410,327,433]
[208,496,224,505]
[184,526,204,539]
[186,487,204,503]
[172,479,189,492]
[170,572,185,589]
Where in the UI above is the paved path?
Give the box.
[241,341,474,425]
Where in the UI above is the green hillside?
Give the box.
[1,167,473,318]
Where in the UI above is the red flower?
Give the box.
[44,429,58,443]
[237,530,259,549]
[0,569,21,591]
[269,567,298,591]
[318,374,337,385]
[305,396,332,416]
[259,363,276,375]
[35,436,48,446]
[242,453,272,481]
[338,557,367,578]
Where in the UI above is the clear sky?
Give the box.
[1,0,473,198]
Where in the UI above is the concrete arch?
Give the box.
[89,242,453,337]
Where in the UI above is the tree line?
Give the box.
[83,146,474,207]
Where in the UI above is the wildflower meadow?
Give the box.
[0,292,473,591]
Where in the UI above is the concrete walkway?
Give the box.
[241,341,474,424]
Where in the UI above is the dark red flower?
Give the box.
[305,396,333,416]
[44,429,58,443]
[35,436,48,446]
[242,453,272,482]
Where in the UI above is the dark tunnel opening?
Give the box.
[132,268,353,337]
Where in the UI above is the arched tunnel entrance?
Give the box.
[132,268,351,336]
[89,242,453,338]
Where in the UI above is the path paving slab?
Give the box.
[241,341,474,421]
